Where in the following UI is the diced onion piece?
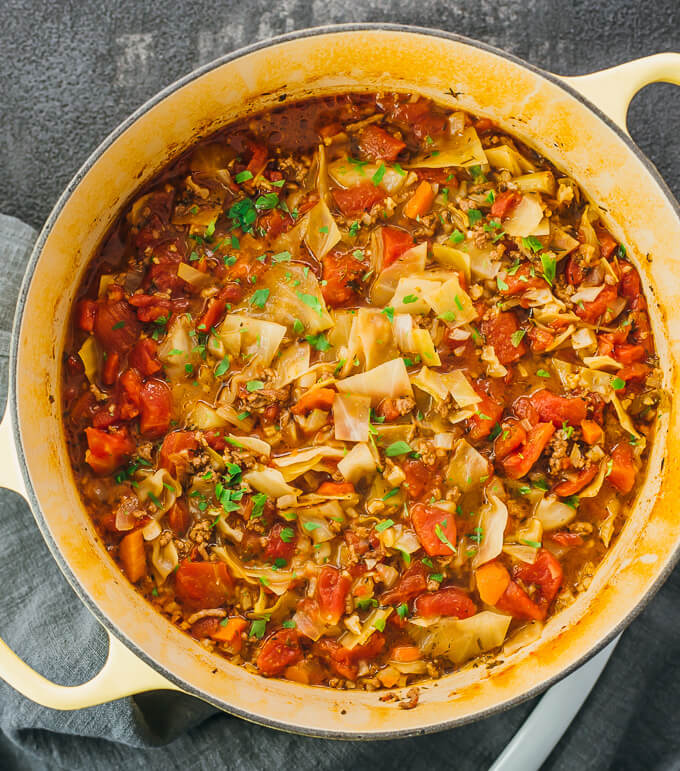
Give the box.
[502,544,538,564]
[472,494,508,568]
[274,446,346,481]
[571,327,597,351]
[389,276,441,315]
[227,433,271,457]
[422,275,476,327]
[341,607,393,649]
[412,328,441,367]
[334,393,371,443]
[276,342,311,387]
[177,262,214,288]
[571,285,605,304]
[337,442,377,483]
[407,127,487,169]
[534,495,577,531]
[328,157,406,195]
[293,605,329,642]
[78,336,100,384]
[142,519,162,541]
[433,432,455,450]
[411,611,511,664]
[216,315,286,368]
[379,524,422,554]
[504,194,545,237]
[446,439,489,493]
[582,355,622,371]
[610,393,643,442]
[243,468,296,497]
[159,315,195,379]
[551,226,580,257]
[336,358,413,404]
[481,345,508,378]
[304,199,341,259]
[298,513,335,544]
[371,242,427,306]
[513,171,556,196]
[579,460,608,499]
[190,402,228,430]
[152,538,179,582]
[356,308,398,370]
[485,144,523,176]
[393,313,416,352]
[431,244,471,282]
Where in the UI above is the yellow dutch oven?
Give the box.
[1,25,680,738]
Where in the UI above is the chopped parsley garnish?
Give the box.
[439,311,456,322]
[564,495,580,509]
[251,493,268,519]
[305,332,332,351]
[428,573,443,583]
[112,320,126,330]
[382,488,399,501]
[611,376,626,390]
[281,619,296,629]
[434,522,455,551]
[250,619,267,639]
[255,192,279,211]
[250,288,270,309]
[486,190,495,203]
[215,356,230,376]
[496,275,509,292]
[385,441,412,457]
[228,198,257,232]
[280,527,296,543]
[303,521,321,532]
[234,170,253,183]
[396,602,409,619]
[373,617,386,632]
[271,250,292,262]
[356,597,378,610]
[372,162,386,186]
[511,329,526,347]
[382,306,395,322]
[449,229,465,244]
[467,208,483,225]
[296,291,324,317]
[246,380,264,392]
[522,236,544,253]
[536,368,551,378]
[540,252,556,285]
[348,221,360,237]
[402,294,419,304]
[293,318,304,334]
[521,539,542,548]
[489,423,502,440]
[375,519,395,533]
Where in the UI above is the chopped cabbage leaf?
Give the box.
[78,336,100,384]
[422,275,476,326]
[334,393,371,443]
[389,276,441,315]
[337,442,377,483]
[304,199,341,259]
[534,494,577,530]
[408,127,487,169]
[213,314,285,368]
[504,194,545,237]
[432,243,471,282]
[371,242,427,306]
[472,494,508,568]
[275,342,311,387]
[336,358,413,404]
[410,611,511,664]
[243,468,297,498]
[445,439,489,493]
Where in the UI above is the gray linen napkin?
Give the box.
[0,212,678,770]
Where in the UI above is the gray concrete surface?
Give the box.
[0,0,679,231]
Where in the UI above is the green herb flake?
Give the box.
[372,162,386,186]
[521,539,542,548]
[522,236,544,253]
[303,521,321,532]
[429,573,444,583]
[449,229,465,244]
[246,380,264,392]
[540,253,556,285]
[348,221,360,237]
[536,368,551,378]
[235,170,253,184]
[373,617,386,632]
[385,441,412,457]
[402,294,419,304]
[280,527,296,543]
[250,288,270,309]
[611,376,626,391]
[296,291,324,317]
[382,306,395,322]
[305,332,332,352]
[382,488,399,501]
[293,318,304,335]
[250,619,267,639]
[215,356,230,376]
[375,518,395,533]
[486,190,495,204]
[281,619,296,629]
[434,523,455,551]
[467,209,483,225]
[511,329,526,347]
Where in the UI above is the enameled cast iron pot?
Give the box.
[2,25,680,739]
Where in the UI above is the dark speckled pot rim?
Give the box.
[8,23,680,740]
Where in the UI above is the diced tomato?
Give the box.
[630,308,653,352]
[513,395,539,425]
[410,503,457,556]
[190,616,221,639]
[291,387,336,415]
[77,299,97,332]
[414,586,477,619]
[527,327,554,353]
[174,560,233,610]
[245,138,267,175]
[167,499,191,536]
[389,644,422,662]
[502,421,555,479]
[381,226,414,268]
[358,124,406,161]
[139,378,172,438]
[101,350,121,386]
[375,397,402,422]
[513,548,563,614]
[386,97,447,141]
[553,464,598,497]
[197,283,243,332]
[314,633,386,681]
[321,250,365,307]
[332,182,385,218]
[264,522,297,563]
[575,284,619,323]
[501,263,547,297]
[550,531,583,547]
[316,566,351,624]
[467,381,504,441]
[414,168,455,184]
[401,458,430,500]
[257,628,303,676]
[94,297,141,354]
[608,443,636,494]
[617,362,650,382]
[159,430,199,477]
[494,421,526,461]
[531,388,587,427]
[490,191,522,220]
[594,225,618,260]
[203,429,227,452]
[380,561,429,606]
[474,118,496,134]
[129,338,162,376]
[128,293,174,323]
[117,367,143,420]
[614,344,645,366]
[496,579,544,621]
[316,481,355,496]
[85,427,136,475]
[620,264,643,305]
[566,255,585,286]
[481,310,526,365]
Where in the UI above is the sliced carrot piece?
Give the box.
[580,419,603,445]
[475,561,511,606]
[291,387,336,415]
[211,616,248,645]
[390,645,422,662]
[403,181,436,219]
[119,530,146,583]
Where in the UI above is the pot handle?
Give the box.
[561,53,680,134]
[0,409,180,708]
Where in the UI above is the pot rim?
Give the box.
[9,23,680,739]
